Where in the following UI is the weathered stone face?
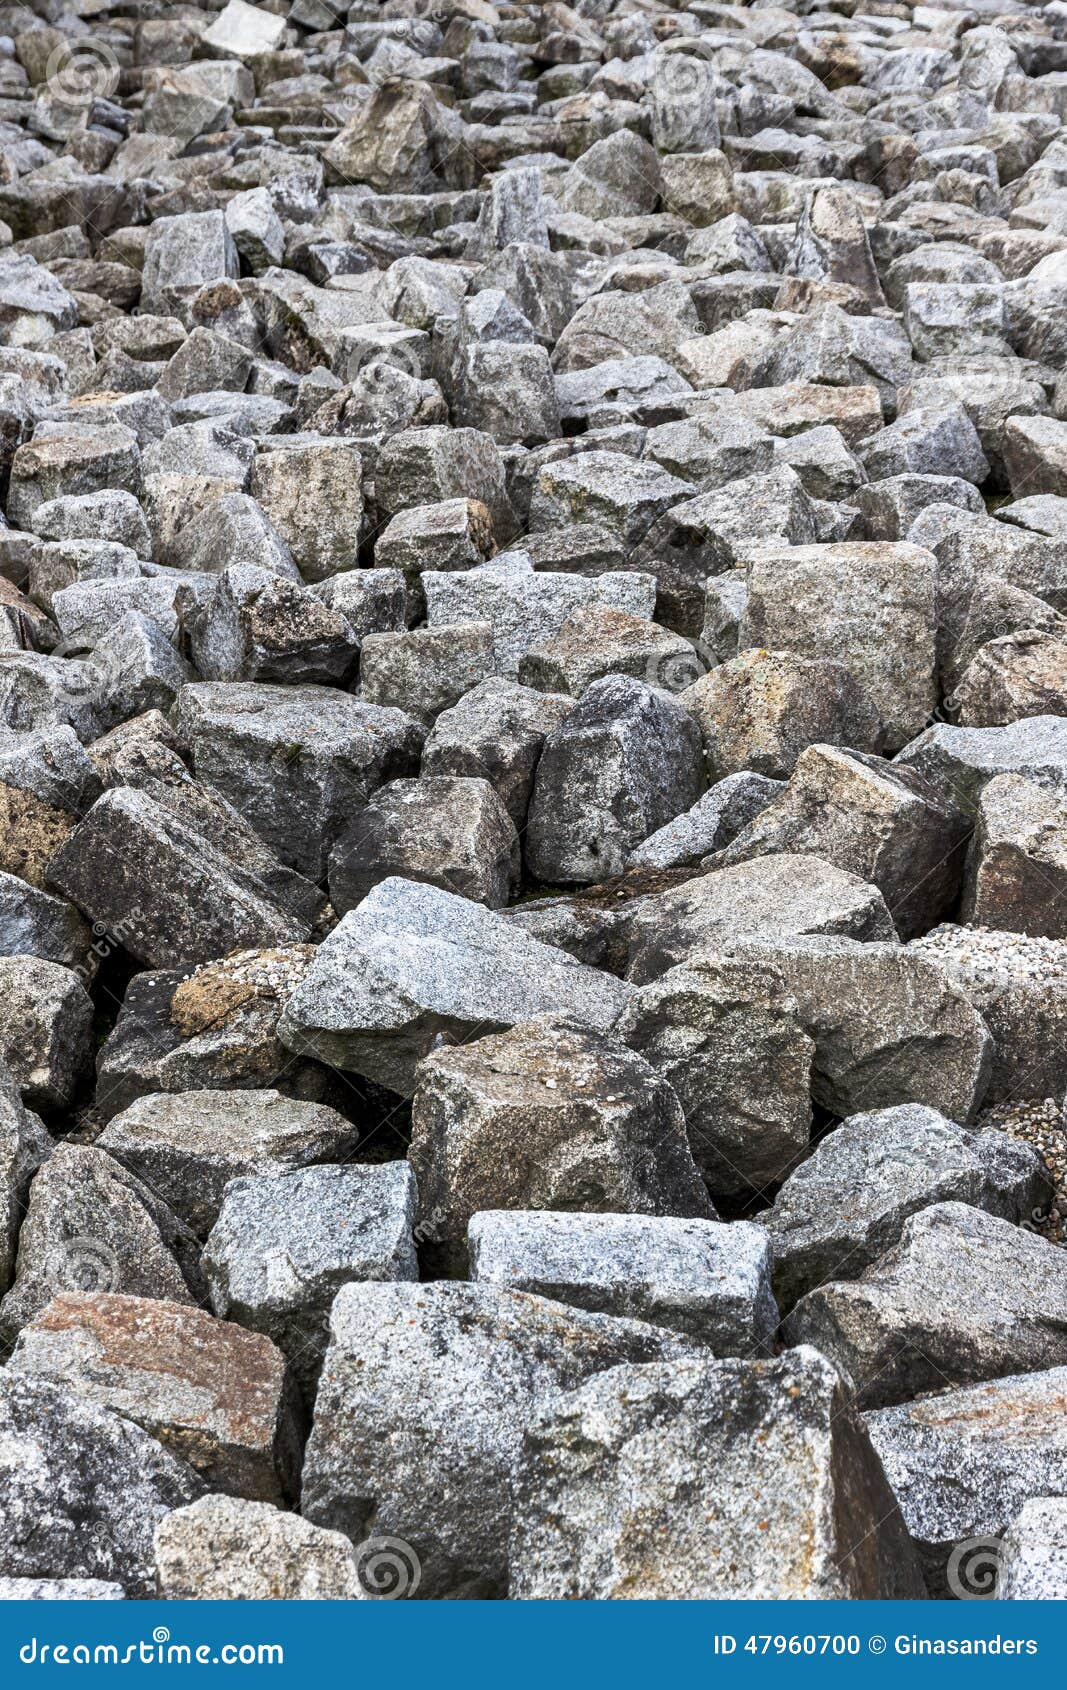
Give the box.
[0,1373,204,1598]
[786,1201,1067,1409]
[8,1293,303,1505]
[509,1348,926,1600]
[7,0,1067,1609]
[409,1016,712,1276]
[300,1281,696,1599]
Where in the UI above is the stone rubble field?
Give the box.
[4,0,1067,1604]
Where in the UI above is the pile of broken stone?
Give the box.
[2,0,1067,1605]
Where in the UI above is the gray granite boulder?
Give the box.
[510,1348,925,1600]
[278,879,632,1098]
[469,1211,776,1354]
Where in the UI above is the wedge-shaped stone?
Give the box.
[509,1348,925,1599]
[786,1202,1067,1409]
[0,1144,203,1348]
[710,745,969,939]
[469,1211,775,1354]
[625,855,896,984]
[8,1293,301,1505]
[409,1016,712,1276]
[48,788,312,969]
[765,1104,1051,1310]
[300,1281,694,1600]
[96,1089,360,1240]
[866,1367,1067,1596]
[278,878,632,1098]
[0,1375,203,1599]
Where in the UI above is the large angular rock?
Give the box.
[955,627,1067,728]
[0,956,93,1111]
[616,956,814,1200]
[328,775,518,912]
[963,773,1067,937]
[625,854,896,984]
[359,624,495,726]
[765,1104,1050,1310]
[740,541,938,750]
[96,1090,361,1240]
[530,451,692,548]
[0,1374,203,1599]
[8,1294,302,1505]
[510,1348,925,1600]
[627,774,784,871]
[408,1016,712,1276]
[7,425,142,531]
[895,715,1067,817]
[0,1143,202,1350]
[422,564,657,681]
[154,1495,361,1601]
[910,924,1067,1103]
[300,1281,692,1600]
[183,565,357,686]
[709,745,969,939]
[203,1162,418,1400]
[48,788,312,969]
[175,683,425,881]
[278,878,632,1098]
[681,650,883,780]
[786,1201,1067,1409]
[469,1211,775,1354]
[699,935,993,1125]
[248,440,364,582]
[526,676,704,885]
[420,678,575,831]
[141,212,239,325]
[866,1366,1067,1596]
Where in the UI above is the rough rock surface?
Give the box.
[5,0,1067,1608]
[0,1374,203,1599]
[867,1367,1067,1596]
[154,1495,362,1601]
[8,1293,302,1505]
[510,1349,925,1600]
[300,1281,694,1600]
[786,1201,1067,1409]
